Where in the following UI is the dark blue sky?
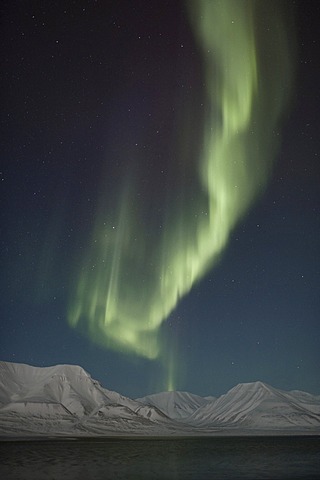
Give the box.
[1,1,319,398]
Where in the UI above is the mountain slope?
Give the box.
[0,361,173,436]
[185,381,320,429]
[136,391,214,420]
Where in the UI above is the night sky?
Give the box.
[1,1,319,399]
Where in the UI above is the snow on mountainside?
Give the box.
[136,391,215,420]
[0,361,173,436]
[184,381,320,429]
[1,362,319,437]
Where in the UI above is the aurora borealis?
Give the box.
[1,1,319,398]
[69,0,293,379]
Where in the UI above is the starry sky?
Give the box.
[1,0,319,399]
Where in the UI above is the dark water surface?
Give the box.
[0,436,319,480]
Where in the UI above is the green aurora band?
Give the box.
[69,0,294,387]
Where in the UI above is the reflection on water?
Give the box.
[0,436,319,480]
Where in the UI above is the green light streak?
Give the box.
[69,1,294,388]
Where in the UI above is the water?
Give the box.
[0,436,319,479]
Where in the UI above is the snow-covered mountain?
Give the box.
[181,381,320,429]
[138,382,320,431]
[1,361,319,437]
[136,391,215,420]
[0,361,175,437]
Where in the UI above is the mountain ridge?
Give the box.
[1,361,319,436]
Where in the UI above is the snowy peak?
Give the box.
[0,361,110,416]
[137,380,320,431]
[217,381,278,411]
[230,381,273,392]
[137,390,213,420]
[227,381,277,397]
[186,381,320,429]
[0,361,169,425]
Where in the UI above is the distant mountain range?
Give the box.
[1,361,319,437]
